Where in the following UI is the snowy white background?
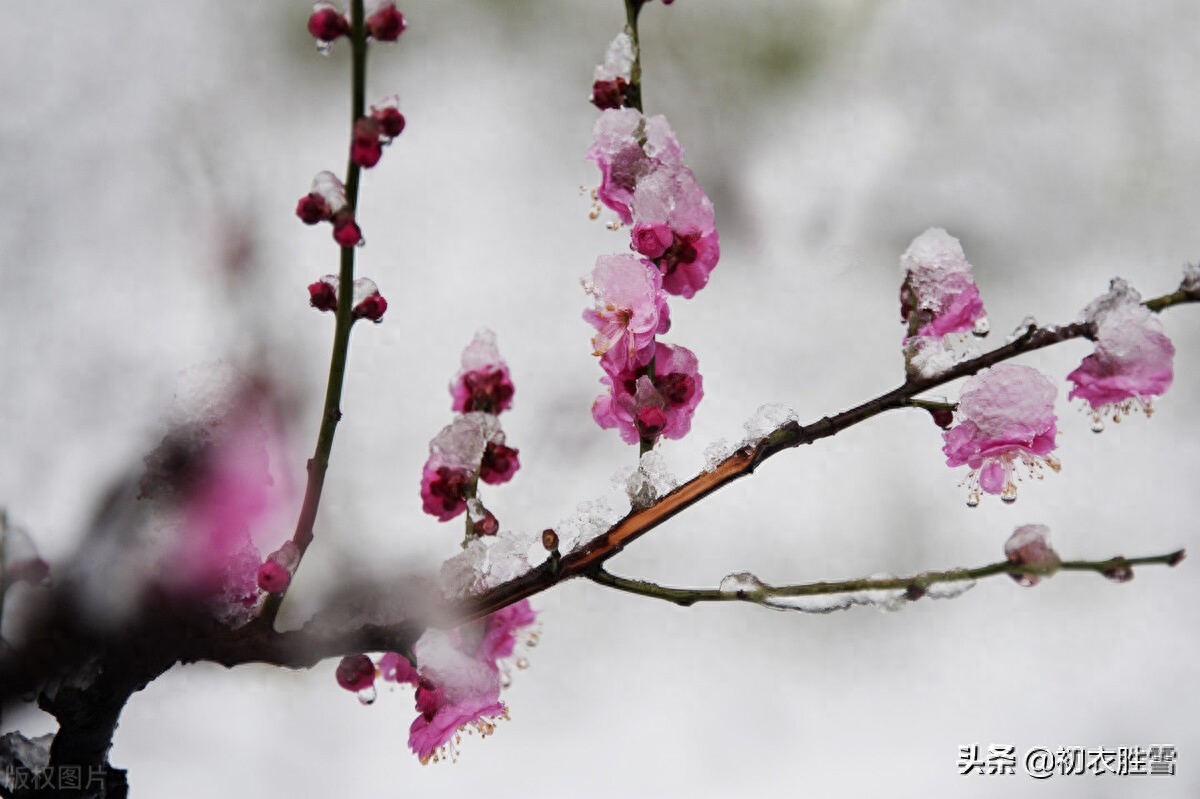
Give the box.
[2,0,1198,796]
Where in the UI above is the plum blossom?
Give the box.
[586,109,685,223]
[582,254,670,374]
[592,341,702,445]
[591,32,635,110]
[1068,279,1174,428]
[630,165,720,299]
[1004,524,1061,587]
[307,2,350,50]
[899,228,989,377]
[419,413,507,521]
[450,329,515,415]
[365,0,406,42]
[942,364,1060,506]
[296,171,363,247]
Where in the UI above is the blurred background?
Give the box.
[2,0,1198,796]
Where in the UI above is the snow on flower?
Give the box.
[586,109,685,224]
[450,329,515,415]
[899,228,989,377]
[582,254,671,374]
[1003,524,1061,587]
[1067,279,1175,429]
[591,32,635,110]
[630,164,720,299]
[419,413,508,521]
[592,341,702,445]
[407,631,507,764]
[941,364,1060,506]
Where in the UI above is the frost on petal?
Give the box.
[942,364,1059,505]
[1004,523,1061,587]
[1068,287,1174,423]
[1079,277,1141,327]
[900,228,988,344]
[630,165,720,299]
[310,170,348,213]
[582,254,668,374]
[409,632,507,764]
[430,413,504,471]
[586,110,685,223]
[450,329,515,415]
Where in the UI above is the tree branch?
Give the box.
[586,549,1187,609]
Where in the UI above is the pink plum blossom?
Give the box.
[407,633,508,764]
[586,109,685,224]
[365,0,406,42]
[592,341,702,445]
[307,2,350,47]
[475,599,537,664]
[629,165,720,298]
[336,654,378,693]
[450,329,515,414]
[591,32,634,110]
[899,228,988,376]
[1067,280,1175,426]
[479,442,519,485]
[419,413,506,521]
[942,364,1060,506]
[582,254,670,374]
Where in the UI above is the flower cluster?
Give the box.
[1067,278,1175,429]
[335,599,538,764]
[306,275,388,322]
[307,1,406,52]
[899,227,989,378]
[298,5,407,312]
[351,96,407,169]
[583,57,717,448]
[420,331,519,533]
[295,171,363,248]
[941,364,1060,506]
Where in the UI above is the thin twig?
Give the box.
[587,550,1187,608]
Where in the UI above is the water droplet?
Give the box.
[526,632,539,647]
[355,237,366,248]
[1090,417,1105,433]
[1000,483,1018,504]
[516,658,530,670]
[317,41,333,56]
[498,670,512,688]
[357,686,377,706]
[605,219,620,231]
[973,316,991,337]
[965,492,980,508]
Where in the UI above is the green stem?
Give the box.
[589,549,1186,608]
[263,0,368,626]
